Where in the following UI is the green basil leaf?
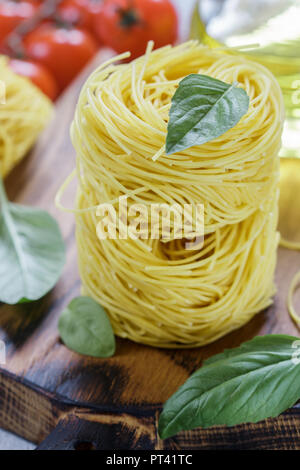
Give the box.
[58,296,116,358]
[0,179,65,304]
[202,335,297,366]
[158,335,300,440]
[166,74,249,155]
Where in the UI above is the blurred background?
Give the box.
[1,0,299,155]
[192,0,300,158]
[0,0,299,449]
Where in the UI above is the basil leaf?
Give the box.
[0,179,65,304]
[166,74,249,155]
[58,296,116,358]
[158,335,300,440]
[203,335,297,366]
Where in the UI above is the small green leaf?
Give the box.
[0,179,65,304]
[58,296,116,358]
[158,335,300,440]
[166,74,249,155]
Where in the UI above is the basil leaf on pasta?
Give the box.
[58,296,116,358]
[158,335,300,440]
[0,178,65,304]
[166,74,249,155]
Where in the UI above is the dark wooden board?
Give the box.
[0,51,299,450]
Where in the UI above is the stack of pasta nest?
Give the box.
[0,57,52,178]
[71,41,284,348]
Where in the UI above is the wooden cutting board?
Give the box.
[0,51,299,450]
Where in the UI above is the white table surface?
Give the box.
[0,0,197,451]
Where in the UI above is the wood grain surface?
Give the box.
[0,50,299,450]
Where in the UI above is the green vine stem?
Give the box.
[4,0,64,58]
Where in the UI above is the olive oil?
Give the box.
[191,1,300,157]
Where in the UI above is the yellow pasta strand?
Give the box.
[281,233,300,327]
[70,41,284,348]
[287,270,300,327]
[280,237,300,251]
[0,56,53,178]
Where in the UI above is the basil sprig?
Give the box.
[58,296,116,358]
[166,74,249,155]
[0,178,65,304]
[158,335,300,440]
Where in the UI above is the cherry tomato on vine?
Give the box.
[24,24,98,92]
[93,0,178,59]
[59,0,103,34]
[10,58,58,100]
[0,0,38,46]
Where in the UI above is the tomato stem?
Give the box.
[118,7,140,29]
[4,0,63,57]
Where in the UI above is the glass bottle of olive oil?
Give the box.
[191,0,300,158]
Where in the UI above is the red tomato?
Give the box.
[0,0,38,46]
[24,24,98,92]
[93,0,178,59]
[10,58,58,100]
[59,0,103,33]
